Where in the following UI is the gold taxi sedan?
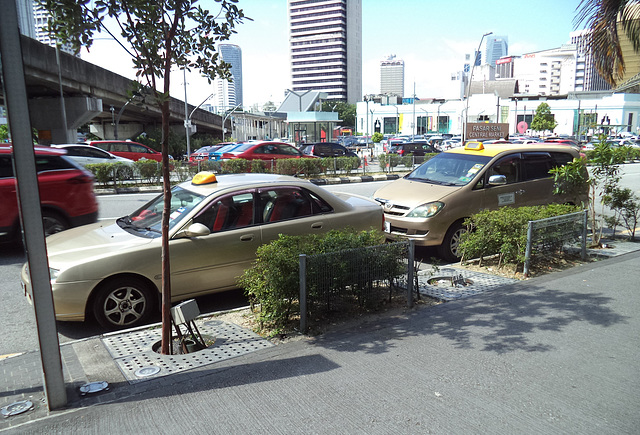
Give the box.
[21,173,383,329]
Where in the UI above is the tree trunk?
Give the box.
[160,99,172,355]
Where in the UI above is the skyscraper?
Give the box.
[288,0,362,103]
[570,30,611,91]
[380,55,404,97]
[213,44,243,109]
[484,36,508,67]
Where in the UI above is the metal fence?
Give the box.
[298,241,414,332]
[523,210,588,276]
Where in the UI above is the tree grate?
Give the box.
[102,319,273,383]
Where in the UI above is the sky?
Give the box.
[80,0,588,110]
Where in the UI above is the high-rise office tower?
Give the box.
[288,0,362,103]
[380,55,404,97]
[484,36,508,67]
[570,30,611,91]
[32,2,75,54]
[214,44,243,109]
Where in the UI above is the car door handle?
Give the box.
[311,222,323,229]
[240,234,254,242]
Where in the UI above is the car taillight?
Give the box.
[398,150,404,156]
[381,214,385,231]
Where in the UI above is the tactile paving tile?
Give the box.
[414,266,519,301]
[102,319,273,384]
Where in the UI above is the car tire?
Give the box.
[93,276,156,329]
[438,221,467,263]
[42,210,68,236]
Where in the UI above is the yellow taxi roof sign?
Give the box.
[192,171,218,185]
[464,141,485,151]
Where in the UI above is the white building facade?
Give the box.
[514,45,578,97]
[357,92,640,140]
[380,55,404,97]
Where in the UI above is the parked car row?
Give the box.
[11,138,592,332]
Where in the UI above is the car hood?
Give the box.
[45,220,155,268]
[373,177,458,208]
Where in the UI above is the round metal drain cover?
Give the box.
[1,400,34,418]
[79,381,109,395]
[135,366,161,378]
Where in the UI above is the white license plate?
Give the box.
[384,221,390,233]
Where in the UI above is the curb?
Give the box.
[309,174,400,185]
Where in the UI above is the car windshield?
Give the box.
[228,143,255,152]
[405,152,492,186]
[117,186,207,238]
[215,144,240,154]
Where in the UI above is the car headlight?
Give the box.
[49,268,60,283]
[406,201,444,218]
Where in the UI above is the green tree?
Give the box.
[575,0,640,86]
[41,0,248,354]
[321,101,356,127]
[262,101,277,112]
[371,132,384,143]
[530,102,558,134]
[0,124,8,141]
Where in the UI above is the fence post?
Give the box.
[581,209,588,260]
[299,254,307,333]
[523,220,534,277]
[407,240,415,308]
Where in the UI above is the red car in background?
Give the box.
[221,141,316,161]
[0,145,98,243]
[87,140,164,162]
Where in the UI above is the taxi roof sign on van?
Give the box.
[464,141,485,151]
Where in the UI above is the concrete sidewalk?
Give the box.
[2,247,639,433]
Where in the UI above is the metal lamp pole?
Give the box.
[464,31,492,142]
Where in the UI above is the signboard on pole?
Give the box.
[465,123,509,141]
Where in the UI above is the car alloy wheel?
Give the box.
[94,277,154,328]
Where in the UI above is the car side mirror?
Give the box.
[488,174,507,186]
[174,223,211,238]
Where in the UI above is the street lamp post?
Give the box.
[223,103,243,140]
[392,104,399,134]
[364,95,371,145]
[114,93,140,140]
[184,92,214,159]
[463,31,492,142]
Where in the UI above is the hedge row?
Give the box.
[459,203,582,267]
[85,156,364,186]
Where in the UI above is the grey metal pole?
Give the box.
[524,221,534,277]
[407,240,415,308]
[299,254,307,333]
[0,0,67,410]
[581,209,588,260]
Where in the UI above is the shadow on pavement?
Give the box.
[306,280,628,356]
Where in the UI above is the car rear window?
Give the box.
[0,154,77,178]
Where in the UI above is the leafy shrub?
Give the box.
[85,163,113,187]
[459,204,581,267]
[250,159,269,173]
[135,159,161,184]
[221,158,251,174]
[239,229,398,332]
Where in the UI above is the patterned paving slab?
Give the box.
[417,266,519,301]
[102,319,273,384]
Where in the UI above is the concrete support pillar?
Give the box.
[29,96,102,144]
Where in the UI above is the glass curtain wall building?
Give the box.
[214,44,243,109]
[288,0,362,104]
